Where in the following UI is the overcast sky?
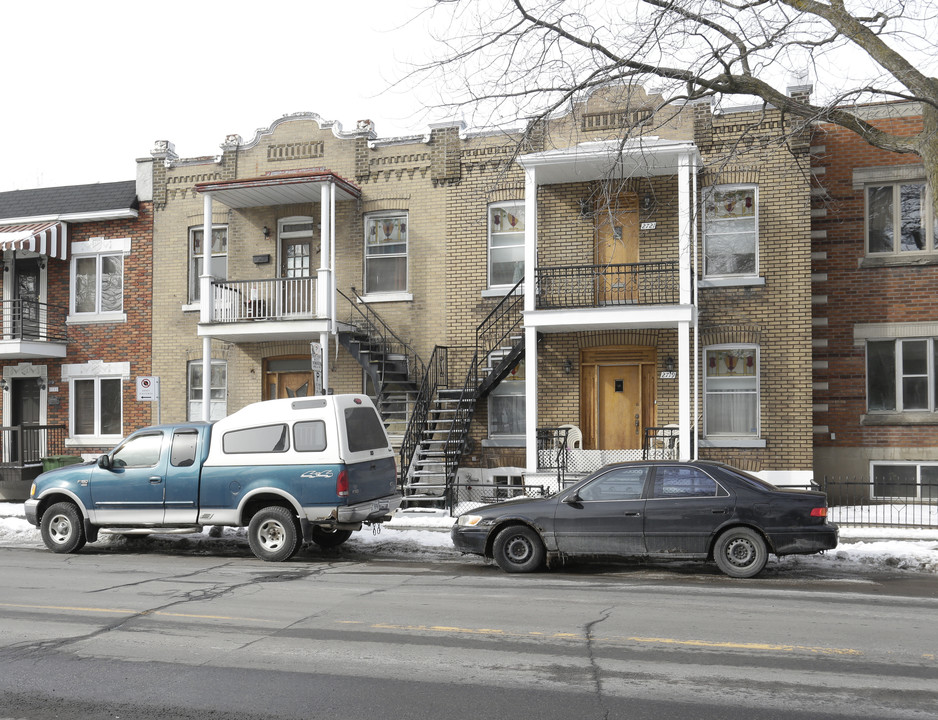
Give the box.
[0,0,439,192]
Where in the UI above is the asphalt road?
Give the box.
[0,542,935,720]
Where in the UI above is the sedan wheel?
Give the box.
[714,527,768,578]
[492,525,545,573]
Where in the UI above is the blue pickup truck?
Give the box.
[24,395,402,561]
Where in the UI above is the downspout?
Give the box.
[201,192,213,422]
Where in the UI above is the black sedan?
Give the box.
[451,461,838,578]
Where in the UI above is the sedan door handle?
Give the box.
[623,511,642,517]
[149,476,163,484]
[711,508,728,514]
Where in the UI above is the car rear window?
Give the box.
[343,406,389,453]
[223,424,289,454]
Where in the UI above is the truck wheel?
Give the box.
[40,502,87,554]
[311,527,353,549]
[248,507,300,562]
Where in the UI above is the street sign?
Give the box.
[136,376,160,401]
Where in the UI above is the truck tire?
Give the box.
[248,506,300,562]
[311,526,353,549]
[40,502,87,554]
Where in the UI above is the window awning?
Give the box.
[0,221,68,260]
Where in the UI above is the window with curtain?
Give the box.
[488,202,525,288]
[867,181,938,255]
[703,185,758,277]
[188,226,228,303]
[72,253,123,315]
[704,346,759,436]
[364,212,408,293]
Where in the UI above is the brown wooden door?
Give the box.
[595,194,639,304]
[597,365,643,450]
[266,371,314,400]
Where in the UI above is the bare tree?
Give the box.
[417,0,938,209]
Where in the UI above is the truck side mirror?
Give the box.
[96,454,112,470]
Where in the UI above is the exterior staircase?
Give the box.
[337,289,424,445]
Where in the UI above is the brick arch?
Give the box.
[700,167,761,186]
[577,330,659,348]
[700,325,762,346]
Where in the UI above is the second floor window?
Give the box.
[189,225,228,303]
[364,213,407,294]
[72,254,123,315]
[489,203,524,288]
[867,338,938,412]
[867,181,938,255]
[703,185,758,277]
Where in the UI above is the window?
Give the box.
[488,361,525,441]
[73,377,122,439]
[652,467,723,498]
[703,185,758,277]
[867,338,938,412]
[343,407,389,453]
[704,346,759,436]
[188,225,228,303]
[871,462,938,500]
[188,361,227,421]
[867,181,938,255]
[111,432,163,468]
[579,466,647,501]
[223,424,289,454]
[364,213,407,293]
[294,420,327,452]
[170,430,199,467]
[488,202,525,287]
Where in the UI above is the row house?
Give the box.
[0,175,153,499]
[812,102,938,502]
[147,83,814,510]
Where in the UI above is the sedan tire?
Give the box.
[713,527,768,578]
[492,525,545,573]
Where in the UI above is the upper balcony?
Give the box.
[197,277,329,343]
[0,300,68,359]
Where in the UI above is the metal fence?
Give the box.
[450,482,549,518]
[820,477,938,529]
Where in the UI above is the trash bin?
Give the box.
[41,455,84,473]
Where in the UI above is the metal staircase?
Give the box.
[398,277,526,511]
[337,289,425,443]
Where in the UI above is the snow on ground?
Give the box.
[2,502,937,573]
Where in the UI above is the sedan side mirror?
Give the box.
[563,492,582,505]
[96,454,112,470]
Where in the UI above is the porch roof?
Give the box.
[195,169,361,208]
[516,136,700,185]
[0,221,67,260]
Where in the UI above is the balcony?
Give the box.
[198,277,328,343]
[0,300,68,358]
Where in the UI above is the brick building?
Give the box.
[0,172,153,499]
[146,83,814,506]
[812,102,938,496]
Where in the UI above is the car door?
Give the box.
[552,465,648,556]
[89,431,167,524]
[163,429,203,524]
[642,465,734,556]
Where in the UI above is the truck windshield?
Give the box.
[344,407,389,453]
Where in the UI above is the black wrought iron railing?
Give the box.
[399,345,449,484]
[0,300,68,344]
[339,288,425,386]
[0,425,67,465]
[537,427,571,487]
[535,261,680,309]
[820,477,938,529]
[442,351,479,511]
[476,276,524,369]
[642,426,681,459]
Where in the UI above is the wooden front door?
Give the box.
[595,194,639,304]
[264,357,315,400]
[598,365,643,450]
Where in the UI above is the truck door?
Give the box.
[163,429,202,524]
[90,431,167,524]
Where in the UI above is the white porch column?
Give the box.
[523,167,539,470]
[201,193,213,421]
[678,152,692,306]
[677,152,695,458]
[678,320,691,460]
[319,181,333,393]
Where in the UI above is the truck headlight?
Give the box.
[29,483,36,498]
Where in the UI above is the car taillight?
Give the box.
[336,469,349,498]
[810,507,827,517]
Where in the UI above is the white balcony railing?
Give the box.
[210,277,318,323]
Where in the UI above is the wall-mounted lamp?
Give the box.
[641,194,654,211]
[39,260,46,270]
[563,359,573,375]
[0,378,7,391]
[665,356,675,373]
[2,264,8,273]
[38,379,46,390]
[262,226,271,239]
[577,198,593,219]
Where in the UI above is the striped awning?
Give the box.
[0,221,68,260]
